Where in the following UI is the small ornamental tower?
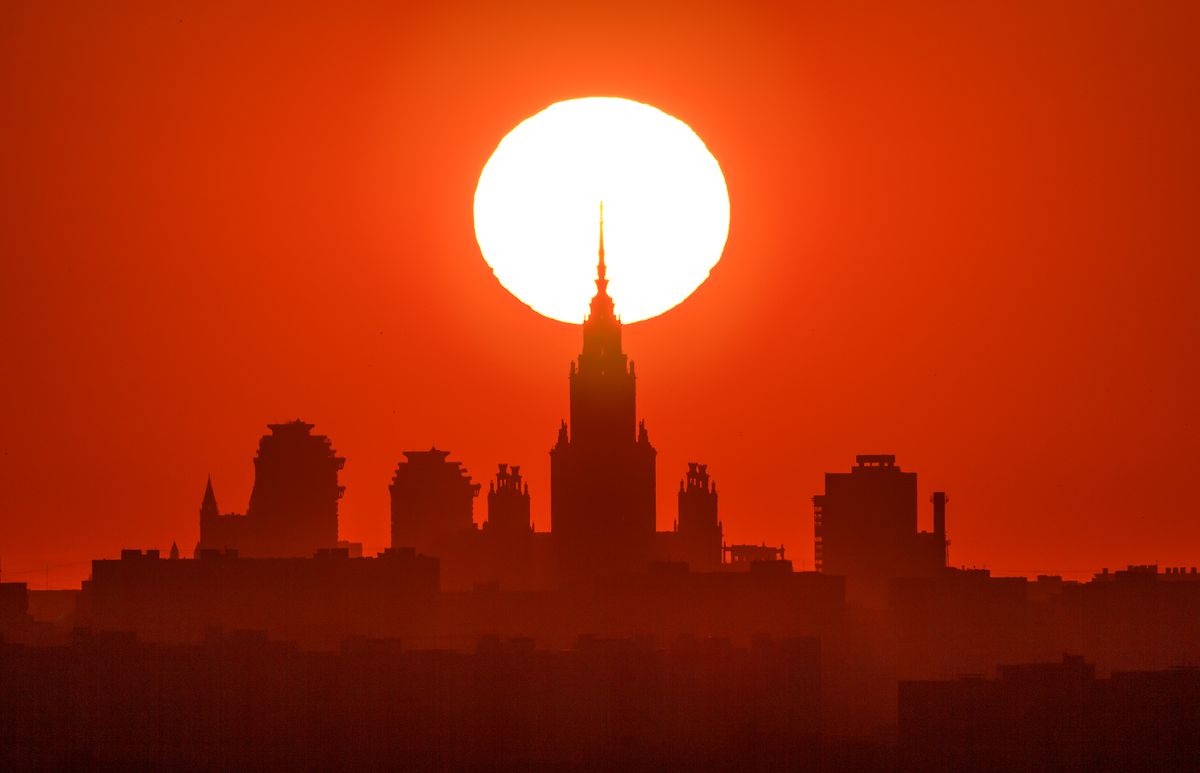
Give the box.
[199,476,219,525]
[195,475,239,553]
[485,464,532,536]
[676,463,723,571]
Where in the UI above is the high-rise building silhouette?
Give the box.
[197,420,345,557]
[674,462,723,571]
[249,420,345,556]
[389,448,480,557]
[551,205,657,578]
[813,454,946,603]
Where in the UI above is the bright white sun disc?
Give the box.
[473,97,730,324]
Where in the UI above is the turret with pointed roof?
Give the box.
[200,476,219,521]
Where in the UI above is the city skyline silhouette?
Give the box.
[4,292,1199,767]
[2,2,1199,769]
[4,3,1199,590]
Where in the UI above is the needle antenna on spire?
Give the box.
[597,200,606,277]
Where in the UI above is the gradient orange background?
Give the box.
[2,1,1197,587]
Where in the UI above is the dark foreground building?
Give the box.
[0,632,820,770]
[75,547,438,647]
[0,582,27,623]
[72,547,845,650]
[899,654,1200,772]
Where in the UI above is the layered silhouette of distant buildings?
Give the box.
[67,547,843,649]
[5,208,1200,769]
[189,213,736,591]
[189,270,961,602]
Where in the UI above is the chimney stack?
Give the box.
[932,492,948,566]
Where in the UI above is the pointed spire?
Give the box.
[595,200,609,295]
[200,475,219,519]
[169,541,180,560]
[587,201,616,322]
[597,200,606,277]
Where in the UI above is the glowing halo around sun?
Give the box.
[473,97,730,324]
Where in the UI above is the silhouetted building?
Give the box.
[673,463,723,571]
[724,543,786,565]
[76,547,438,646]
[196,475,245,555]
[551,207,656,578]
[484,463,531,536]
[932,490,948,566]
[250,420,345,556]
[477,464,555,590]
[387,455,556,591]
[813,454,946,604]
[1052,564,1200,672]
[0,582,29,623]
[899,655,1200,771]
[389,447,480,556]
[196,420,345,558]
[889,567,1042,679]
[0,632,821,770]
[335,539,364,558]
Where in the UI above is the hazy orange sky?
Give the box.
[2,1,1198,587]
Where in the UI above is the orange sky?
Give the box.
[2,1,1198,587]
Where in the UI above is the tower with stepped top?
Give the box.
[550,204,657,579]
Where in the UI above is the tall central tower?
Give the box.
[550,205,657,578]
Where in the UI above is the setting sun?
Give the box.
[473,97,730,324]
